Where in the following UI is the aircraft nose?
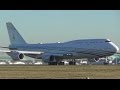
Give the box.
[110,42,119,53]
[115,46,119,53]
[113,44,119,53]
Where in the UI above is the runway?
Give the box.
[0,65,120,79]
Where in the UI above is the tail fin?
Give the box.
[6,22,27,45]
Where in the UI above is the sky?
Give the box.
[0,10,120,47]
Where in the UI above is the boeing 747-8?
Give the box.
[0,22,119,65]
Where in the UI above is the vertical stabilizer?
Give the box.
[6,22,26,45]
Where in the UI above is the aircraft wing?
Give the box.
[0,49,43,54]
[16,50,43,54]
[0,50,11,53]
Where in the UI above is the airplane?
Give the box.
[0,22,119,65]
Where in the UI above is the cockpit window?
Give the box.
[105,40,111,42]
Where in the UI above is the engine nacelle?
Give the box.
[41,53,63,63]
[6,51,24,61]
[41,53,52,62]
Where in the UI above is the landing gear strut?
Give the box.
[48,55,64,65]
[69,59,76,65]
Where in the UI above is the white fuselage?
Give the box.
[9,39,119,59]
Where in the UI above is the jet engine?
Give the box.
[41,53,63,63]
[6,51,24,61]
[41,54,53,62]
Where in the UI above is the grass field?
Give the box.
[0,65,120,79]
